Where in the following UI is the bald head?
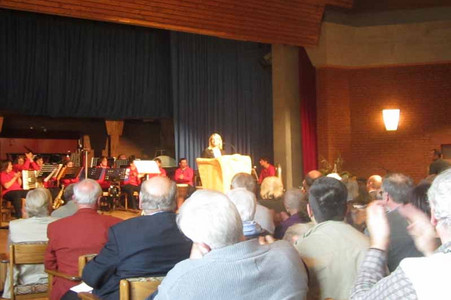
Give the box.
[140,176,177,212]
[367,175,382,192]
[303,170,323,193]
[74,179,102,207]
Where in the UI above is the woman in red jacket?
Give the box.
[0,160,28,218]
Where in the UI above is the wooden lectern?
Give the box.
[196,155,252,194]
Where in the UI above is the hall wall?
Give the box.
[317,62,451,182]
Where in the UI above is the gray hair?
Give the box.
[260,176,284,200]
[177,190,243,249]
[25,188,51,217]
[284,188,305,212]
[226,188,257,222]
[428,169,451,228]
[140,177,176,211]
[231,173,257,194]
[73,179,102,205]
[382,173,413,204]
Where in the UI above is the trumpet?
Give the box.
[53,185,65,210]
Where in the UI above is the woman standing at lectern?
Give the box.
[201,133,226,158]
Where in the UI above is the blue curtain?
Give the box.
[0,9,171,119]
[0,9,273,167]
[171,32,273,168]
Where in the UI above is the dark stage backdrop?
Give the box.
[0,9,273,168]
[0,9,171,119]
[171,32,273,168]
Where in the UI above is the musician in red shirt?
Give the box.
[12,155,26,172]
[154,158,167,177]
[60,160,82,186]
[121,157,143,210]
[96,156,110,190]
[0,160,28,218]
[174,158,194,186]
[258,157,276,184]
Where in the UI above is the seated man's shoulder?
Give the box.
[295,221,368,254]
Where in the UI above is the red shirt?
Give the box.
[96,166,110,189]
[258,164,276,184]
[123,168,141,186]
[23,158,41,171]
[174,167,194,185]
[1,171,22,196]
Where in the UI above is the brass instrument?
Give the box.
[52,185,65,210]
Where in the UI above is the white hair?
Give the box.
[177,190,243,249]
[73,179,102,205]
[260,176,284,200]
[428,169,451,229]
[25,188,51,217]
[226,188,257,222]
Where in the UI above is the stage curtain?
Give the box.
[171,32,273,168]
[299,48,318,173]
[0,9,171,119]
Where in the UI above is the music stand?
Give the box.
[104,168,127,181]
[87,168,104,180]
[133,160,160,174]
[59,167,82,181]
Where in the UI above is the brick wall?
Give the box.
[316,63,451,182]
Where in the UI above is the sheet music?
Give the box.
[133,160,160,174]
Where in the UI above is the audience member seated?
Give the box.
[429,148,451,175]
[258,157,276,184]
[409,182,432,218]
[50,183,77,218]
[121,156,142,210]
[2,188,57,298]
[353,177,372,205]
[282,223,314,245]
[150,190,308,300]
[274,188,310,239]
[294,177,369,300]
[1,159,28,218]
[367,175,382,201]
[226,188,267,239]
[381,173,423,272]
[302,170,323,194]
[230,173,275,234]
[258,176,286,215]
[342,173,359,201]
[350,170,451,299]
[45,179,122,300]
[174,158,194,186]
[81,177,192,300]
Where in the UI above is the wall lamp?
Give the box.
[382,109,400,131]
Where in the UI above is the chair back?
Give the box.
[119,276,164,300]
[78,254,96,276]
[9,242,48,300]
[46,253,97,297]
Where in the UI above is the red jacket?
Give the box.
[44,208,122,300]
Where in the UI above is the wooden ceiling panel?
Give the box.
[0,0,353,46]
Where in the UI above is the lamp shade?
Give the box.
[382,109,400,131]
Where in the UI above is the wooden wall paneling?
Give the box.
[0,0,353,46]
